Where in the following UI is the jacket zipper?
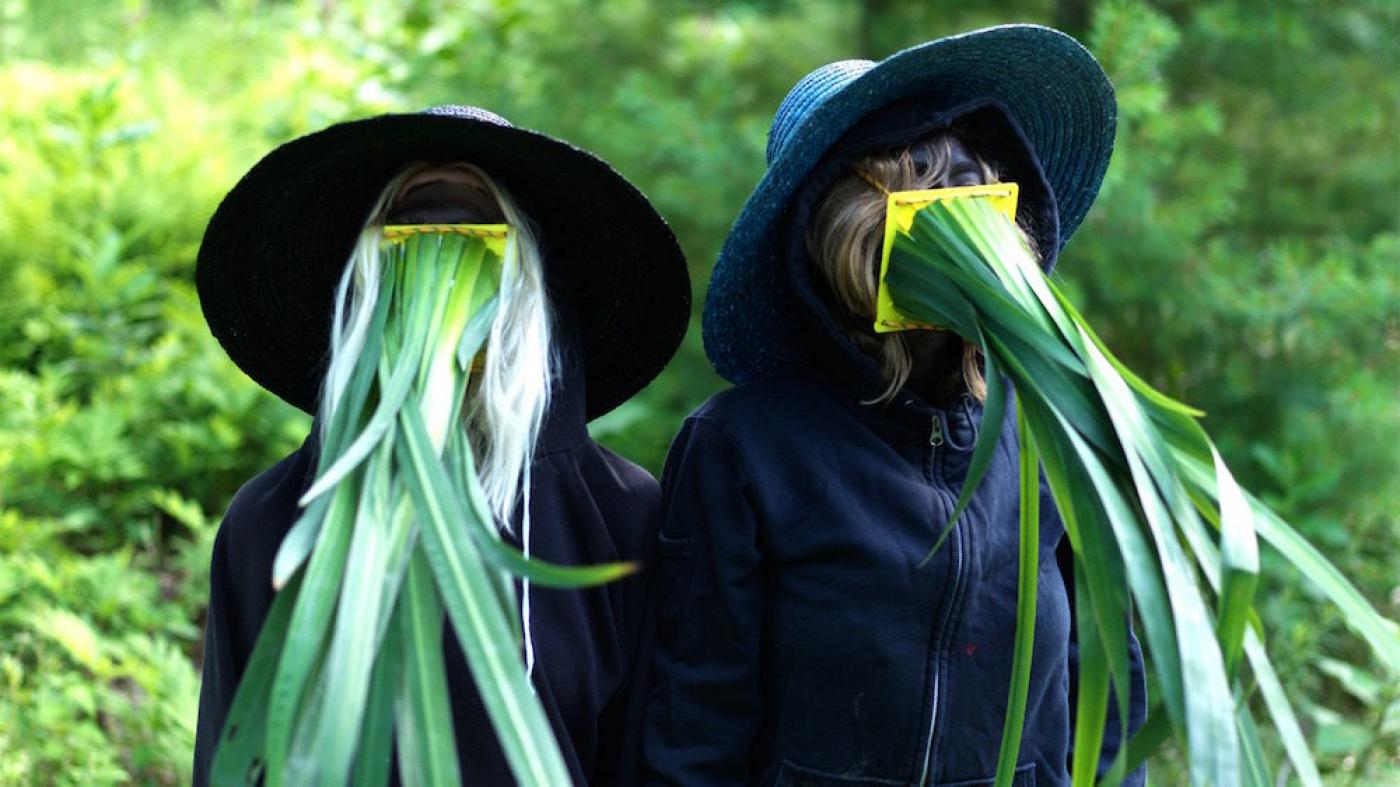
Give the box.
[929,415,945,448]
[918,413,958,786]
[917,647,941,786]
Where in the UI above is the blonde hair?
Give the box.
[319,162,553,534]
[806,132,1005,405]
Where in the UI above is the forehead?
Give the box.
[944,136,976,160]
[397,164,490,193]
[903,133,983,174]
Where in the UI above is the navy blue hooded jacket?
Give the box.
[193,333,659,786]
[642,109,1147,786]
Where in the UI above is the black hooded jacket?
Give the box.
[642,101,1147,787]
[193,331,659,786]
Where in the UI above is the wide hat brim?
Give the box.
[197,111,690,420]
[703,24,1116,384]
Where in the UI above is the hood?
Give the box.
[779,96,1060,403]
[534,294,591,454]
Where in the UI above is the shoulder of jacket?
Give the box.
[689,372,841,432]
[585,441,662,499]
[217,435,316,557]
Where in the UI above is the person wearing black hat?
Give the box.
[643,26,1147,786]
[192,105,689,785]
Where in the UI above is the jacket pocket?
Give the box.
[655,532,695,639]
[771,758,907,786]
[935,761,1036,787]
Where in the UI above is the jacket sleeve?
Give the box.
[192,520,250,787]
[592,470,662,787]
[191,459,296,787]
[643,417,765,786]
[1057,533,1149,787]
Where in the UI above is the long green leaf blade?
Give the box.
[1173,451,1400,675]
[395,549,463,787]
[289,440,399,784]
[209,573,303,786]
[262,476,359,786]
[992,405,1040,786]
[395,401,572,786]
[352,617,402,787]
[1069,557,1110,787]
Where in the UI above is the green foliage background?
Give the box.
[0,0,1394,784]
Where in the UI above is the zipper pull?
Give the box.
[929,415,945,447]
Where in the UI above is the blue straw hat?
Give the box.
[704,24,1116,384]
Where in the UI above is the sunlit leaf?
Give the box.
[882,195,1399,786]
[215,231,626,786]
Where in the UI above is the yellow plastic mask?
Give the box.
[873,183,1018,333]
[381,223,510,256]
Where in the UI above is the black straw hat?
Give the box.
[196,105,690,420]
[703,25,1116,385]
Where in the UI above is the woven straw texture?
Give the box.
[704,25,1116,385]
[197,106,690,420]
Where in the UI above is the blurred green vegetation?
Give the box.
[0,0,1394,784]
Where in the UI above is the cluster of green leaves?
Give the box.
[0,499,202,785]
[1071,2,1400,778]
[0,6,362,782]
[211,232,635,785]
[0,0,1394,784]
[887,195,1399,786]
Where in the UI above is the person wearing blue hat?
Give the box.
[643,26,1147,786]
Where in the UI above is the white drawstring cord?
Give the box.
[521,463,537,684]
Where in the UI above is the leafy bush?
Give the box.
[0,19,327,784]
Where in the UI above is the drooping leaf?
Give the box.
[215,230,631,786]
[991,406,1040,787]
[881,195,1400,785]
[395,549,463,787]
[395,398,573,786]
[210,572,303,787]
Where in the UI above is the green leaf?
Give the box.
[1061,419,1184,736]
[458,292,499,372]
[209,573,303,787]
[1022,404,1134,748]
[1316,657,1385,707]
[262,475,359,786]
[352,618,401,787]
[289,440,400,784]
[444,403,639,589]
[271,247,400,587]
[395,401,573,786]
[1246,631,1322,787]
[1175,452,1400,676]
[296,334,423,507]
[1122,707,1172,780]
[323,258,398,458]
[1069,556,1109,787]
[1208,447,1258,676]
[394,549,463,787]
[1083,341,1239,787]
[991,405,1040,787]
[1235,702,1274,787]
[271,492,333,591]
